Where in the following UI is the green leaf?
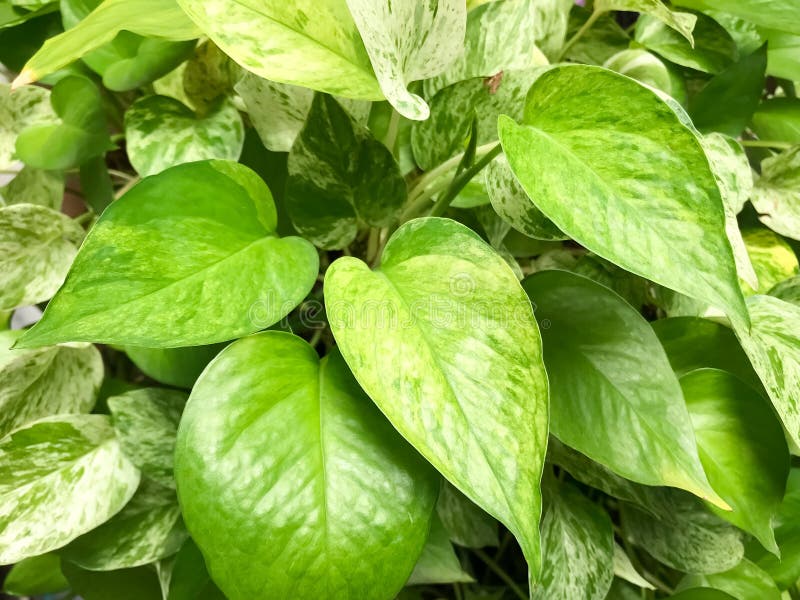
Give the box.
[437,482,499,549]
[673,0,800,36]
[0,329,102,438]
[285,94,406,249]
[651,317,762,390]
[761,27,800,81]
[407,515,474,586]
[736,295,800,448]
[677,559,782,600]
[16,75,111,170]
[595,0,697,43]
[175,332,439,600]
[634,11,737,74]
[325,217,549,581]
[424,0,548,96]
[669,589,736,600]
[61,478,187,570]
[108,388,186,488]
[125,344,224,389]
[0,83,56,169]
[620,489,744,574]
[345,0,465,119]
[613,544,655,590]
[682,368,788,553]
[499,65,749,330]
[14,0,199,86]
[17,160,319,348]
[0,203,83,311]
[235,74,371,153]
[770,275,800,305]
[0,414,140,564]
[0,167,63,210]
[182,40,240,114]
[62,562,163,600]
[752,146,800,241]
[484,156,565,241]
[751,98,800,144]
[532,480,614,600]
[564,7,629,65]
[124,95,244,177]
[175,0,381,100]
[2,553,69,596]
[165,538,225,600]
[689,44,767,137]
[523,270,723,505]
[741,228,799,295]
[603,49,687,104]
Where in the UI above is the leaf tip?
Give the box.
[11,69,36,90]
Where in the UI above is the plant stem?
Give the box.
[114,176,140,200]
[557,10,602,61]
[308,328,323,348]
[407,141,500,204]
[383,108,401,152]
[429,142,502,217]
[108,168,135,181]
[453,582,464,600]
[740,139,793,150]
[473,549,527,600]
[365,227,380,264]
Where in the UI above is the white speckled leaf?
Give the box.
[175,333,439,600]
[0,329,103,438]
[125,95,244,177]
[17,161,319,348]
[425,0,549,96]
[235,74,371,153]
[61,478,187,570]
[0,84,56,169]
[325,217,549,582]
[532,481,614,600]
[14,0,199,86]
[407,515,473,585]
[595,0,697,44]
[523,270,724,506]
[736,295,800,448]
[0,167,63,210]
[700,133,757,289]
[485,155,565,241]
[437,481,499,549]
[285,94,406,249]
[108,388,186,489]
[499,65,749,331]
[0,414,140,564]
[603,49,687,103]
[176,0,381,100]
[0,204,83,311]
[753,146,800,241]
[345,0,466,119]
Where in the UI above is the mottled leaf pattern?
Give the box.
[0,415,140,564]
[325,217,549,581]
[0,203,83,310]
[125,95,244,177]
[0,83,56,169]
[596,0,697,43]
[175,333,439,600]
[0,167,63,210]
[753,147,800,241]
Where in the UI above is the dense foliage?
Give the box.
[1,0,800,598]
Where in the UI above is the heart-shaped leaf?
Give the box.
[285,94,405,249]
[175,332,439,600]
[523,269,724,506]
[0,414,140,564]
[17,160,318,348]
[499,65,749,330]
[345,0,466,119]
[325,217,549,582]
[125,95,244,177]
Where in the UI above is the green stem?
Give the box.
[473,549,527,600]
[429,142,502,217]
[740,139,793,150]
[407,141,500,204]
[114,176,140,200]
[383,108,401,152]
[557,10,602,61]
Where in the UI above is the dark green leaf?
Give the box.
[62,561,163,600]
[2,553,69,596]
[125,344,224,389]
[407,515,474,586]
[437,482,499,549]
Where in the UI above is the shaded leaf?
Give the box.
[125,344,224,389]
[2,553,69,596]
[437,482,499,549]
[753,146,800,241]
[407,515,474,586]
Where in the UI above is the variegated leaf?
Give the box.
[752,146,800,241]
[285,94,405,249]
[603,49,687,103]
[345,0,466,120]
[0,329,103,438]
[595,0,697,44]
[613,544,654,590]
[61,478,187,570]
[108,388,186,489]
[125,95,244,177]
[235,73,371,153]
[325,217,549,583]
[425,0,549,96]
[0,203,83,311]
[176,0,381,100]
[0,83,56,169]
[741,228,799,296]
[0,414,140,564]
[0,167,63,210]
